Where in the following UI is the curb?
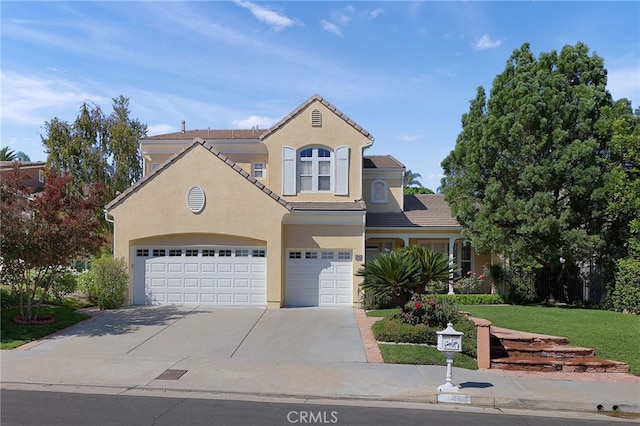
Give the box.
[3,381,639,415]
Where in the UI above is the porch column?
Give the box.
[448,237,455,295]
[402,237,409,247]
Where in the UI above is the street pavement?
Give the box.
[1,305,639,416]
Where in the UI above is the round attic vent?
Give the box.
[187,186,206,213]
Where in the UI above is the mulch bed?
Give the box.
[13,315,55,325]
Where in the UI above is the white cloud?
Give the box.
[0,71,105,126]
[321,20,342,36]
[232,115,277,129]
[147,124,177,136]
[473,34,502,51]
[234,0,295,31]
[369,8,384,19]
[398,134,422,142]
[607,65,640,105]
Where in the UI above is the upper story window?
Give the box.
[252,162,265,180]
[371,179,388,203]
[38,170,45,183]
[299,147,332,192]
[282,145,349,196]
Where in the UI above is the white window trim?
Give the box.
[370,179,388,203]
[298,146,333,193]
[252,162,265,180]
[38,169,44,183]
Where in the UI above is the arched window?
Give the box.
[371,179,388,203]
[299,147,332,191]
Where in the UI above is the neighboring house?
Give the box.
[0,161,47,194]
[105,94,490,308]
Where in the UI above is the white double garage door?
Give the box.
[133,247,353,307]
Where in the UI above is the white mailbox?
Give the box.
[436,322,463,393]
[437,322,463,353]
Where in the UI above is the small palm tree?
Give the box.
[403,169,423,188]
[0,147,17,161]
[357,250,421,306]
[405,246,451,290]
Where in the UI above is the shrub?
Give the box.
[435,294,505,305]
[91,257,128,310]
[506,268,538,304]
[373,318,435,344]
[77,270,97,302]
[400,296,461,329]
[372,316,477,358]
[50,270,78,303]
[357,250,422,306]
[1,287,21,310]
[454,271,485,294]
[610,257,640,313]
[361,289,394,310]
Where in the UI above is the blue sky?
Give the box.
[2,1,639,191]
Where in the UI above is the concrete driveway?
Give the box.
[21,306,367,363]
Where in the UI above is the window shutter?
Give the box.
[335,145,349,195]
[283,146,296,195]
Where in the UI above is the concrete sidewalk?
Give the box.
[1,307,638,417]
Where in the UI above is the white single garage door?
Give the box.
[286,250,353,307]
[133,247,266,305]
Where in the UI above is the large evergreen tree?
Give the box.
[441,42,615,299]
[42,96,147,204]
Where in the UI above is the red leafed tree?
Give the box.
[1,164,105,322]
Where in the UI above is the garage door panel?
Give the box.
[167,278,182,288]
[134,247,266,306]
[151,263,166,273]
[150,278,166,288]
[184,278,199,288]
[184,263,199,273]
[218,263,232,273]
[184,293,198,303]
[167,263,182,273]
[286,251,353,307]
[201,263,215,273]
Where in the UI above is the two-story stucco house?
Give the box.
[105,95,490,308]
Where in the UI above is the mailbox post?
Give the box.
[436,322,463,393]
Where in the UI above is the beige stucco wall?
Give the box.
[109,144,288,307]
[265,100,371,201]
[362,176,404,213]
[283,222,365,305]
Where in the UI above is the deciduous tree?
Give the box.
[0,165,105,322]
[42,96,147,204]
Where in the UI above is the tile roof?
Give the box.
[289,201,366,211]
[366,194,461,228]
[0,161,46,170]
[260,94,374,142]
[106,140,292,212]
[363,155,405,169]
[144,129,263,140]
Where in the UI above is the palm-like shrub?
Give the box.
[405,246,451,290]
[357,250,421,306]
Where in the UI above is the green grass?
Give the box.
[464,305,640,375]
[379,344,478,369]
[366,308,399,318]
[1,305,91,349]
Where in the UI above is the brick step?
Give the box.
[491,341,595,359]
[491,355,630,373]
[490,326,568,345]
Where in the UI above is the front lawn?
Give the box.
[464,305,640,376]
[379,344,478,369]
[1,305,91,349]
